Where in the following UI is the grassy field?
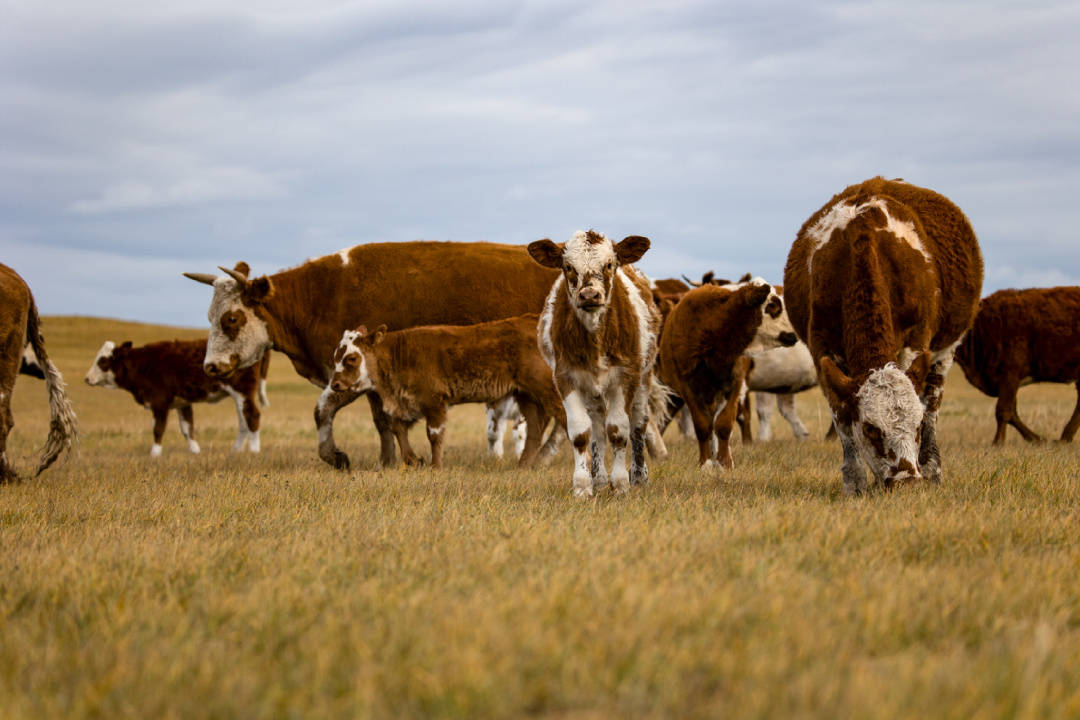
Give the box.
[3,316,1080,719]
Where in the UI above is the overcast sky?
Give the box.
[3,1,1078,327]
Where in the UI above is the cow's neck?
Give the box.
[842,234,897,376]
[259,269,326,382]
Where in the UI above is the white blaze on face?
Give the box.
[805,198,930,273]
[205,276,271,373]
[561,230,618,333]
[331,330,373,391]
[85,341,118,388]
[853,364,924,483]
[752,281,797,352]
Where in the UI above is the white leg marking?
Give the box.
[776,393,810,440]
[512,415,527,459]
[248,430,261,453]
[563,390,593,498]
[606,388,631,495]
[755,392,775,441]
[150,443,163,458]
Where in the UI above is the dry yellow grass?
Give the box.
[2,316,1080,719]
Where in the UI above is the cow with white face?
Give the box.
[184,263,273,379]
[529,230,660,497]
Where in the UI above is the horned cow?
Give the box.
[955,286,1080,444]
[327,314,565,469]
[783,177,983,494]
[85,339,269,456]
[528,230,660,497]
[0,263,78,482]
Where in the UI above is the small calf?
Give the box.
[327,314,566,469]
[658,280,798,471]
[85,339,269,456]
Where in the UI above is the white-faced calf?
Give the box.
[85,339,269,456]
[327,314,565,469]
[528,230,660,497]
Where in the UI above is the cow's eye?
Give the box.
[862,423,882,442]
[345,356,358,367]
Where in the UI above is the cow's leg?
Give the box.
[755,392,775,441]
[1061,382,1080,442]
[514,398,546,467]
[776,393,810,440]
[714,358,751,470]
[176,406,200,454]
[834,420,867,496]
[676,405,694,438]
[562,390,594,498]
[485,397,512,459]
[393,418,422,467]
[0,375,16,483]
[227,388,250,452]
[917,354,951,484]
[150,405,169,458]
[424,405,448,470]
[686,397,719,468]
[605,384,631,495]
[242,391,261,453]
[736,392,753,443]
[314,386,360,470]
[629,380,651,487]
[368,391,408,467]
[536,421,565,465]
[994,375,1042,444]
[512,412,528,460]
[585,393,610,493]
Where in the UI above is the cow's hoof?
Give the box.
[572,486,594,499]
[330,451,350,470]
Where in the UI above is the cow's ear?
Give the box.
[232,261,251,279]
[372,324,387,345]
[614,235,650,265]
[243,276,273,305]
[354,325,368,337]
[119,341,133,351]
[906,351,931,392]
[819,357,857,423]
[738,272,753,283]
[528,239,564,268]
[744,283,771,307]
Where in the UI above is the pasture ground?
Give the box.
[2,316,1080,719]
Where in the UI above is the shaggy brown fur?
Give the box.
[330,314,564,469]
[0,264,77,482]
[955,287,1080,444]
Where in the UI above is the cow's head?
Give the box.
[819,354,931,488]
[329,324,386,393]
[736,279,799,351]
[184,262,273,378]
[84,340,127,388]
[528,230,650,331]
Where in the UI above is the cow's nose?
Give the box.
[204,363,221,377]
[578,288,601,304]
[330,380,345,392]
[779,331,798,347]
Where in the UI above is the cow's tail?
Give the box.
[26,298,78,475]
[257,351,271,407]
[648,374,674,428]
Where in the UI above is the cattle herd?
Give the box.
[2,176,1078,496]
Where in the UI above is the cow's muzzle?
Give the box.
[204,356,238,378]
[778,331,798,347]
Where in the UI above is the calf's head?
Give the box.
[329,325,386,393]
[819,354,931,487]
[184,262,272,378]
[528,230,650,330]
[737,280,798,351]
[85,340,128,388]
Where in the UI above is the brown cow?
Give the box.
[784,177,983,494]
[184,244,559,470]
[528,230,660,497]
[0,263,77,482]
[85,339,269,456]
[658,280,798,470]
[327,314,565,469]
[955,286,1080,444]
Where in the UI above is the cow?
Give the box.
[783,177,983,494]
[20,344,45,379]
[184,244,559,470]
[527,230,660,497]
[0,263,77,482]
[954,286,1080,444]
[658,280,799,471]
[85,339,270,456]
[327,314,565,469]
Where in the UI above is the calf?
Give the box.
[955,286,1080,444]
[528,230,660,497]
[784,177,983,494]
[85,339,270,456]
[658,281,798,470]
[0,263,77,482]
[327,314,565,469]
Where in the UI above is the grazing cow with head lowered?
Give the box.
[328,314,565,468]
[784,177,983,494]
[658,280,798,471]
[528,230,659,497]
[185,244,558,470]
[955,286,1080,444]
[0,264,77,482]
[85,339,269,456]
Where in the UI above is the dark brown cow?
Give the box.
[327,314,565,469]
[0,264,77,482]
[955,286,1080,444]
[784,177,983,494]
[658,281,798,471]
[184,243,559,469]
[528,230,660,497]
[85,339,269,456]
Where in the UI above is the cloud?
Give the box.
[68,165,285,214]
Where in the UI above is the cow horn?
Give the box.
[218,265,249,286]
[183,272,218,286]
[681,274,704,288]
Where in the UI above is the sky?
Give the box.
[3,0,1079,327]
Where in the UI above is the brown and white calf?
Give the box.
[784,177,983,494]
[955,286,1080,444]
[528,230,660,497]
[658,280,798,471]
[85,339,270,456]
[0,263,77,482]
[327,314,565,469]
